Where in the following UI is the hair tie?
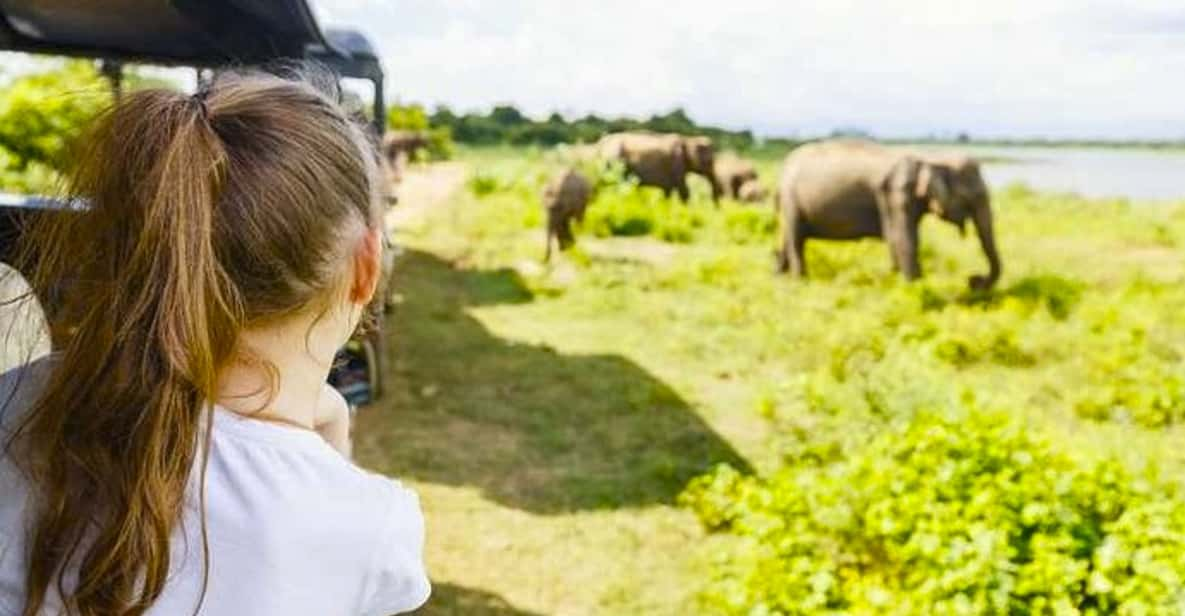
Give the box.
[191,89,210,119]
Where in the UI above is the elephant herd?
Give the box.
[541,132,1002,289]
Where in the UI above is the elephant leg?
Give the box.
[893,218,921,280]
[675,179,690,202]
[883,221,901,272]
[778,210,807,277]
[544,211,559,262]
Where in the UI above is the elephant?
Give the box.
[775,139,1001,290]
[379,130,430,204]
[382,129,430,165]
[542,168,592,261]
[597,132,721,202]
[714,155,759,199]
[737,178,769,203]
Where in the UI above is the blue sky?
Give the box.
[314,0,1185,140]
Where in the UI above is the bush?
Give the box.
[681,410,1185,615]
[0,61,112,192]
[387,103,454,161]
[467,172,502,197]
[1073,340,1185,428]
[723,206,776,244]
[583,185,703,243]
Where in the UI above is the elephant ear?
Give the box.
[916,163,951,216]
[882,157,919,198]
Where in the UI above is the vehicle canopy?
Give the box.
[0,0,386,132]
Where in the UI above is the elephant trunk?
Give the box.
[970,196,1002,290]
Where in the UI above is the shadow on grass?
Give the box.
[355,249,750,513]
[413,583,540,616]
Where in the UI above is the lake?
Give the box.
[915,145,1185,202]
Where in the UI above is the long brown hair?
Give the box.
[5,68,380,615]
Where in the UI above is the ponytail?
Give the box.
[13,89,238,616]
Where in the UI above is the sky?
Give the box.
[312,0,1185,140]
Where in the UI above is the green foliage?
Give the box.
[583,182,705,243]
[386,102,430,130]
[681,410,1185,615]
[394,148,1185,614]
[999,274,1085,320]
[467,171,501,197]
[386,102,454,160]
[0,61,111,191]
[429,103,756,149]
[1073,333,1185,428]
[0,61,179,194]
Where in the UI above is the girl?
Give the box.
[0,69,429,615]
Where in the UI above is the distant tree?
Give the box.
[429,104,458,127]
[644,108,697,134]
[421,101,763,150]
[489,104,528,127]
[0,61,112,173]
[386,102,430,131]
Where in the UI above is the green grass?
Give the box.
[355,148,1185,614]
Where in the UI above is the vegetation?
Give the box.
[355,148,1185,614]
[427,103,757,150]
[0,60,174,194]
[0,61,112,193]
[386,102,454,160]
[681,412,1185,614]
[5,64,1185,613]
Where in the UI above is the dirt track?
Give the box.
[385,162,468,231]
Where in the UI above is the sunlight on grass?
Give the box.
[358,149,1185,615]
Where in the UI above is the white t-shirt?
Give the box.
[0,358,430,615]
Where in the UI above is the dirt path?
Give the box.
[385,161,468,232]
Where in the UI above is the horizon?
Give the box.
[314,0,1185,142]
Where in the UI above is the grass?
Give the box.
[355,148,1185,614]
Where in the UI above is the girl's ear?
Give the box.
[349,228,382,304]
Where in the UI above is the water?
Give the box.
[915,145,1185,202]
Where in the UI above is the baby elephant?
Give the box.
[542,168,592,261]
[737,179,769,203]
[714,156,759,200]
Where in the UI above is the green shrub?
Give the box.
[583,185,702,243]
[723,205,776,243]
[1003,275,1085,320]
[0,61,112,192]
[1074,352,1185,428]
[681,410,1185,615]
[467,172,502,197]
[932,330,1037,368]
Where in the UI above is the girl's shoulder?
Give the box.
[0,354,54,435]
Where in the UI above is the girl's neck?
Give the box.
[214,315,343,430]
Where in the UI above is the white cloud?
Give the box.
[313,0,1185,139]
[3,1,1179,139]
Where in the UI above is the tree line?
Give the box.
[390,103,762,151]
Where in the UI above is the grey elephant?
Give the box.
[597,132,720,202]
[382,129,430,165]
[542,168,592,261]
[775,140,1001,290]
[737,178,769,203]
[379,130,430,204]
[714,155,759,199]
